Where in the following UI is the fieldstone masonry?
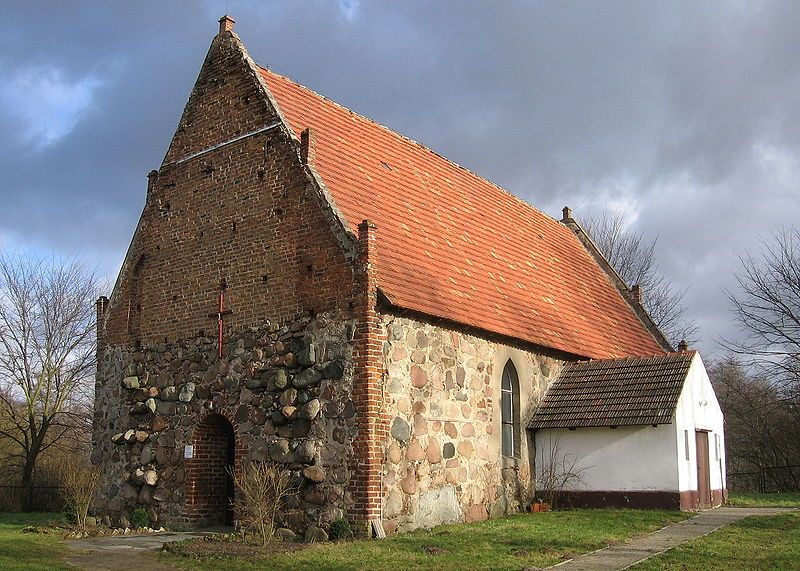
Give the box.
[380,316,562,533]
[93,312,356,532]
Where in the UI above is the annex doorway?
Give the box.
[695,430,712,509]
[185,414,236,526]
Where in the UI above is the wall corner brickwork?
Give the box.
[349,220,388,530]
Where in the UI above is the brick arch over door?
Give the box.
[184,414,236,526]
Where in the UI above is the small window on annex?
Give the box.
[501,360,521,458]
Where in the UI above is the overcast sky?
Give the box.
[1,1,798,359]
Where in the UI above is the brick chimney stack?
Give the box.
[146,169,159,202]
[561,206,573,222]
[300,128,316,166]
[218,15,235,34]
[630,284,642,304]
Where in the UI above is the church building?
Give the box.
[92,16,725,537]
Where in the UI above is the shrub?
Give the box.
[230,461,294,546]
[129,507,149,529]
[63,499,78,525]
[535,434,590,508]
[60,458,101,532]
[329,518,353,541]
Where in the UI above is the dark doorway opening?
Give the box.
[186,414,236,526]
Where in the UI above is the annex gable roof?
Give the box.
[257,65,666,359]
[529,352,696,429]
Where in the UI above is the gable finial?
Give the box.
[561,206,572,221]
[218,14,235,35]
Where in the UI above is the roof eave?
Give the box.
[377,296,587,362]
[530,420,673,430]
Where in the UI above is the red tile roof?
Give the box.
[529,352,696,428]
[259,67,665,359]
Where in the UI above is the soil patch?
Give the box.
[422,545,448,555]
[164,535,306,560]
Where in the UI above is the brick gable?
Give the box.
[103,30,360,347]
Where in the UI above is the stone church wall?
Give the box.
[93,310,357,535]
[379,315,563,534]
[93,25,573,536]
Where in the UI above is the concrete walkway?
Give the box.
[65,529,224,570]
[551,507,797,570]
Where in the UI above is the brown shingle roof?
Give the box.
[259,66,666,359]
[529,352,696,429]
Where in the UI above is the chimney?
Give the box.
[300,128,316,166]
[146,169,159,201]
[218,14,235,34]
[561,206,572,222]
[677,339,688,352]
[630,284,642,304]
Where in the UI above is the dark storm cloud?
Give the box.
[1,0,798,356]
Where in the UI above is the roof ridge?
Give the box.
[257,64,561,229]
[571,351,695,365]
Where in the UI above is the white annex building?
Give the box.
[530,351,726,510]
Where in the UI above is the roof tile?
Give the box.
[529,352,695,428]
[260,67,665,359]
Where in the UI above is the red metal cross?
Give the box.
[208,279,232,358]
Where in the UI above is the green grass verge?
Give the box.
[728,491,800,508]
[0,512,72,571]
[163,509,687,571]
[631,512,800,570]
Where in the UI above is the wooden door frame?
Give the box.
[695,430,712,508]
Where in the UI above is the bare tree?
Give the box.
[725,227,800,397]
[710,358,800,491]
[0,252,97,509]
[582,211,698,346]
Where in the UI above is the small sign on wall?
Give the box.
[184,445,194,459]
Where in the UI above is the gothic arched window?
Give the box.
[501,360,521,458]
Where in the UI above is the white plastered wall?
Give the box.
[673,353,726,494]
[534,424,679,492]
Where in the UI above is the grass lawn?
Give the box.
[0,512,72,571]
[631,512,800,570]
[728,491,800,508]
[163,509,688,571]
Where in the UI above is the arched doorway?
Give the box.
[185,414,235,526]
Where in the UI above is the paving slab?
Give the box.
[550,507,797,571]
[64,528,227,570]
